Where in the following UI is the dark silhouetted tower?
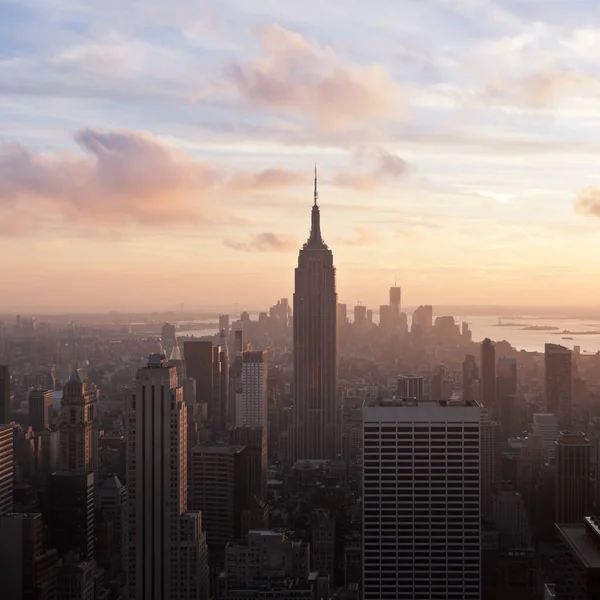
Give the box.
[555,431,590,523]
[481,338,496,411]
[291,169,339,462]
[0,365,10,423]
[389,286,401,325]
[184,341,214,410]
[545,344,572,429]
[462,354,478,401]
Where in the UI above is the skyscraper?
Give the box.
[161,323,177,356]
[555,431,590,524]
[497,357,517,436]
[29,389,53,432]
[362,398,481,600]
[58,369,98,476]
[337,303,347,325]
[184,340,214,410]
[235,350,267,428]
[481,338,496,411]
[396,375,424,401]
[0,423,13,515]
[545,344,573,429]
[354,305,367,328]
[0,512,58,600]
[389,285,401,325]
[462,354,478,401]
[0,365,10,423]
[291,170,339,462]
[127,348,208,600]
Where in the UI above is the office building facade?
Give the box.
[363,399,481,600]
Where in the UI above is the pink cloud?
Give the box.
[0,129,309,234]
[227,25,404,131]
[574,187,600,217]
[227,167,305,192]
[332,148,410,190]
[223,232,298,252]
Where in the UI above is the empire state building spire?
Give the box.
[307,165,325,248]
[291,168,339,463]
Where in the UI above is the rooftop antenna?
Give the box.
[314,163,318,206]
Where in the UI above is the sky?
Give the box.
[3,0,600,312]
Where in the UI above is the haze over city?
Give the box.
[3,0,600,311]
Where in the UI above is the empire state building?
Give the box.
[291,169,339,462]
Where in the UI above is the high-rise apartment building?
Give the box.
[555,431,590,524]
[545,344,573,429]
[235,351,267,428]
[397,375,424,401]
[481,338,496,411]
[0,512,58,600]
[58,369,98,476]
[291,172,339,462]
[0,423,13,514]
[126,348,207,600]
[29,389,53,432]
[363,398,481,600]
[0,365,10,423]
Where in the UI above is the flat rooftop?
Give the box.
[558,523,600,569]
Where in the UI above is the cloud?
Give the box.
[485,69,598,107]
[332,148,410,190]
[338,227,380,246]
[227,25,404,131]
[0,129,310,234]
[223,232,298,252]
[227,168,305,192]
[574,187,600,218]
[0,128,218,227]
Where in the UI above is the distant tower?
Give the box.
[497,357,517,437]
[291,168,339,462]
[59,369,98,476]
[161,323,177,356]
[462,354,478,401]
[389,285,401,325]
[545,344,572,429]
[481,338,496,411]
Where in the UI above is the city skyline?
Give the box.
[4,1,600,309]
